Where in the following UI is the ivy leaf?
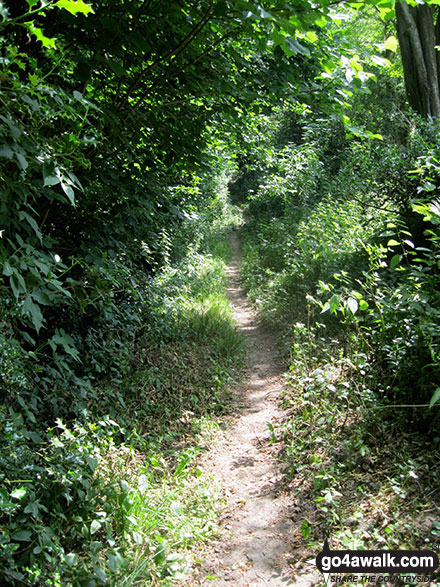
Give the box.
[55,0,94,15]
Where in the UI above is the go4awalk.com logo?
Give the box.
[316,539,439,585]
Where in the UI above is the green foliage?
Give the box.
[278,320,440,553]
[2,0,440,581]
[0,229,243,584]
[241,107,440,423]
[242,100,440,551]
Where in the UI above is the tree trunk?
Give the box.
[395,0,440,118]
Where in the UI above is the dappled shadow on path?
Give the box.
[189,231,321,587]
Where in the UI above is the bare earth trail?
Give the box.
[189,232,321,587]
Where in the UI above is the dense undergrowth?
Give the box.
[238,104,440,576]
[1,186,245,585]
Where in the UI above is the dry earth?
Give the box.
[188,232,322,587]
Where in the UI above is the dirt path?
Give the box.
[190,232,321,586]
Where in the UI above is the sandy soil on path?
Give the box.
[188,232,322,587]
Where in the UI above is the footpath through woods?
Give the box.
[189,232,321,586]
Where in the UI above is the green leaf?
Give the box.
[0,145,13,159]
[11,529,32,542]
[3,261,14,276]
[90,520,102,535]
[107,60,126,77]
[65,552,78,566]
[304,31,318,44]
[384,35,398,52]
[300,520,310,539]
[346,297,358,314]
[370,55,388,67]
[389,254,402,269]
[284,37,310,56]
[359,299,369,311]
[387,239,400,247]
[19,211,42,240]
[429,387,440,409]
[55,0,94,15]
[170,501,182,515]
[329,293,340,313]
[381,8,395,21]
[31,289,51,305]
[10,273,27,298]
[16,153,28,171]
[23,295,44,332]
[138,474,149,495]
[11,488,27,500]
[44,175,61,187]
[257,6,273,18]
[61,181,75,205]
[24,501,39,515]
[27,24,57,49]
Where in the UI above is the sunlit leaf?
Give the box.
[284,37,310,56]
[11,488,27,500]
[90,520,101,535]
[384,35,398,52]
[346,297,358,314]
[55,0,93,15]
[27,24,57,49]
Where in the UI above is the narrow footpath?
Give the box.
[190,232,321,586]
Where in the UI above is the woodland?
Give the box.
[1,0,440,584]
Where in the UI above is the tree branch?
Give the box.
[130,25,240,115]
[116,0,214,113]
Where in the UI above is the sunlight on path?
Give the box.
[188,232,321,587]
